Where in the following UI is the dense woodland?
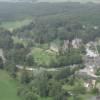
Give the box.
[0,2,100,100]
[0,2,100,24]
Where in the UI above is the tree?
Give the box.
[0,28,13,49]
[80,45,86,54]
[49,80,68,100]
[91,87,99,95]
[36,72,49,97]
[25,92,38,100]
[72,82,86,94]
[20,68,31,84]
[5,61,17,78]
[17,86,38,100]
[26,55,35,66]
[0,57,3,69]
[14,43,24,49]
[55,67,72,80]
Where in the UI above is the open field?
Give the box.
[0,70,20,100]
[0,19,32,30]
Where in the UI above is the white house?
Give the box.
[72,38,82,48]
[86,48,98,58]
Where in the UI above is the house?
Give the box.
[62,40,70,51]
[86,42,95,48]
[77,66,97,89]
[86,48,98,58]
[77,65,98,80]
[84,80,96,89]
[50,43,59,53]
[72,38,82,48]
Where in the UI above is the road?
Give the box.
[0,49,6,63]
[16,65,76,72]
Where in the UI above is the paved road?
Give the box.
[16,65,76,72]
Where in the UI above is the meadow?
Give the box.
[0,19,32,30]
[0,70,20,100]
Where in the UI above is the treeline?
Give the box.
[14,15,100,44]
[0,28,13,49]
[0,2,100,25]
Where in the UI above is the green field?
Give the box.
[31,48,57,67]
[0,19,32,30]
[0,70,20,100]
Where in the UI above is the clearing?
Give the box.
[0,19,32,30]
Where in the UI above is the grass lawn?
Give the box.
[31,48,57,67]
[0,70,20,100]
[38,97,52,100]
